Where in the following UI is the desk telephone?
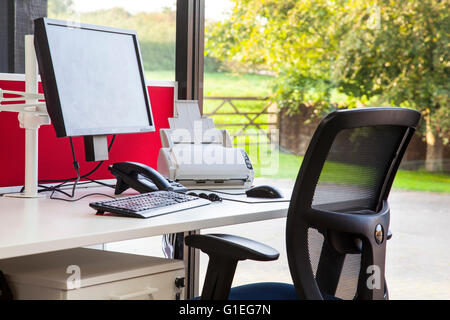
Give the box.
[109,162,188,195]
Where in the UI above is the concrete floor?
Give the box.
[107,178,450,300]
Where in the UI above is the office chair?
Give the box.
[185,107,421,300]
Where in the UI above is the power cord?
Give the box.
[49,193,116,203]
[220,197,291,204]
[188,189,246,196]
[187,191,290,204]
[38,135,116,184]
[37,179,115,196]
[47,137,81,201]
[33,135,117,202]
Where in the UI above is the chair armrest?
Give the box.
[185,234,279,261]
[185,234,279,300]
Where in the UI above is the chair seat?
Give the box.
[228,282,341,300]
[229,282,298,300]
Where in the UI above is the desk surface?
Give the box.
[0,186,291,260]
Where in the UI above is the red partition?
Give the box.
[0,78,174,188]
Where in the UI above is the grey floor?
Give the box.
[107,178,450,300]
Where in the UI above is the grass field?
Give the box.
[147,70,450,193]
[253,152,450,193]
[146,71,274,97]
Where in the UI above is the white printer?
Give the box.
[157,100,254,189]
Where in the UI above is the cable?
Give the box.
[34,135,117,200]
[38,135,116,184]
[49,193,116,203]
[43,136,118,201]
[42,137,81,199]
[39,180,115,201]
[68,136,81,197]
[188,189,246,196]
[84,178,116,189]
[36,179,115,198]
[220,197,291,204]
[187,191,290,204]
[38,184,73,198]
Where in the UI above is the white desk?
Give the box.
[0,186,291,298]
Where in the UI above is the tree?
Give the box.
[206,0,352,114]
[47,0,74,17]
[207,0,449,171]
[335,0,449,171]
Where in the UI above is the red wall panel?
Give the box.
[0,79,174,188]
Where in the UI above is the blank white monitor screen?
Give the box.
[35,19,154,137]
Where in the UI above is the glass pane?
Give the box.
[47,0,176,81]
[199,0,288,291]
[204,0,280,178]
[203,0,449,300]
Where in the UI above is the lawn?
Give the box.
[253,152,450,193]
[393,170,450,193]
[204,72,274,97]
[145,71,274,97]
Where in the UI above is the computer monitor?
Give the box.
[34,18,155,161]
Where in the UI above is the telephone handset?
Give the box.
[109,162,187,195]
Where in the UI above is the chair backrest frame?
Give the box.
[286,107,420,300]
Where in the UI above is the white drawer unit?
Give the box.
[0,248,185,300]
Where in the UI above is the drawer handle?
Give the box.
[109,287,159,300]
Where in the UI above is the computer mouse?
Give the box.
[246,185,283,199]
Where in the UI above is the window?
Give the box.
[47,0,177,81]
[202,0,450,300]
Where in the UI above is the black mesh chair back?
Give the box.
[286,107,420,300]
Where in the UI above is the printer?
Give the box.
[157,100,254,189]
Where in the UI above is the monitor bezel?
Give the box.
[34,17,155,138]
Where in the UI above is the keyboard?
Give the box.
[90,191,211,219]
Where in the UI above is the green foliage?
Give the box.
[207,0,449,135]
[206,0,352,116]
[139,41,175,72]
[47,5,222,73]
[336,0,450,139]
[47,6,176,71]
[48,0,74,17]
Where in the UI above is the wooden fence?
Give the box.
[204,96,278,145]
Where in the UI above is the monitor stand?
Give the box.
[1,35,50,199]
[84,135,109,162]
